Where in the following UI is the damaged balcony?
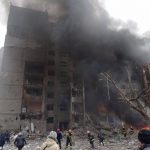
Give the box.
[70,85,85,126]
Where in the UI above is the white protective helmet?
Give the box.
[18,132,23,136]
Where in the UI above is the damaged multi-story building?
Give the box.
[0,5,85,132]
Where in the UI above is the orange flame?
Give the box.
[142,126,150,131]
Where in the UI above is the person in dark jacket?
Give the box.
[0,133,5,149]
[87,131,95,149]
[5,130,10,144]
[14,132,26,150]
[57,129,63,149]
[138,128,150,150]
[98,129,104,146]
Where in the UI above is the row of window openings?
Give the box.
[25,87,54,98]
[48,50,69,57]
[47,80,69,86]
[25,65,68,77]
[47,104,68,111]
[24,78,43,85]
[48,70,68,77]
[47,61,68,67]
[25,64,68,77]
[24,69,68,82]
[24,78,67,89]
[25,78,67,87]
[25,60,68,75]
[25,63,44,74]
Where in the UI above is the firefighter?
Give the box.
[138,128,150,150]
[97,129,104,146]
[87,131,95,149]
[65,129,73,149]
[121,127,127,138]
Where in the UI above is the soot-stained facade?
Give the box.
[0,5,85,132]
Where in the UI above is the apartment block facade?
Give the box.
[0,5,85,132]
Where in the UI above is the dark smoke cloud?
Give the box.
[4,0,150,125]
[108,100,147,128]
[62,0,147,63]
[12,0,67,22]
[56,0,150,126]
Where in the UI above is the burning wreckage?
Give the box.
[0,0,150,149]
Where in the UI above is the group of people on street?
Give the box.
[0,130,26,150]
[41,129,104,150]
[41,127,150,150]
[0,127,150,150]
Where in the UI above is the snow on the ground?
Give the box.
[0,135,139,150]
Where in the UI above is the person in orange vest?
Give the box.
[87,131,95,149]
[65,129,73,149]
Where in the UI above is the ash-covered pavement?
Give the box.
[1,136,139,150]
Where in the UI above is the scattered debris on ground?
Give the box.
[1,128,140,150]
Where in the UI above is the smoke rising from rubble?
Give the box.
[109,100,147,128]
[2,0,150,126]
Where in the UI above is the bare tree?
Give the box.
[99,72,150,120]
